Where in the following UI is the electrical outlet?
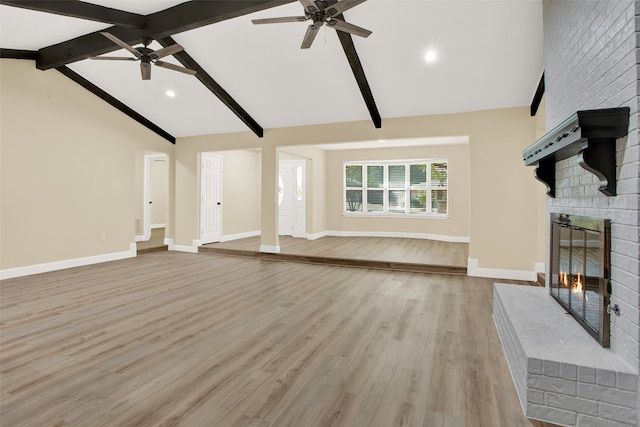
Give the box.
[101,233,106,241]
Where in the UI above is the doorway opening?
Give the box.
[137,153,169,254]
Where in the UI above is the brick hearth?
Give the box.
[494,283,637,426]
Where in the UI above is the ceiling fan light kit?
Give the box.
[252,0,371,49]
[90,32,197,81]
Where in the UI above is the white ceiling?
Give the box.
[0,0,543,139]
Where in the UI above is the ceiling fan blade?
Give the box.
[298,0,319,14]
[140,62,151,80]
[325,0,368,17]
[89,56,138,61]
[150,43,184,60]
[327,18,372,38]
[301,23,322,49]
[155,60,197,76]
[252,16,307,24]
[100,32,142,59]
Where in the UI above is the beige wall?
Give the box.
[1,58,544,274]
[260,145,278,248]
[0,59,173,270]
[466,108,539,270]
[216,150,261,237]
[177,106,540,271]
[325,144,469,238]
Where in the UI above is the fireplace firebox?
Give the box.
[550,213,611,347]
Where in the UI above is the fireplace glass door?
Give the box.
[550,214,610,347]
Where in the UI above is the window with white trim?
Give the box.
[344,160,448,216]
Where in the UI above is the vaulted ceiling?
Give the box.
[0,0,543,143]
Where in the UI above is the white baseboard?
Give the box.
[306,231,329,240]
[151,223,165,229]
[0,243,137,280]
[467,258,538,281]
[260,244,281,254]
[172,245,197,253]
[534,262,546,274]
[164,238,174,250]
[172,240,200,254]
[323,230,470,243]
[221,230,260,242]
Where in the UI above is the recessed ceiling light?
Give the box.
[424,50,437,62]
[165,90,176,98]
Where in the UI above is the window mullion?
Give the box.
[383,164,388,213]
[426,161,431,215]
[405,163,410,214]
[362,163,367,213]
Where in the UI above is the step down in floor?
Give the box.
[198,246,467,275]
[137,245,169,255]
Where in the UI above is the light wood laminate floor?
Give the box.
[1,252,554,427]
[204,236,469,267]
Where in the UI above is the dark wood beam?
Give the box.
[37,0,295,70]
[0,0,146,28]
[325,1,381,129]
[56,66,175,144]
[0,49,37,60]
[158,37,264,138]
[336,31,382,128]
[530,72,544,116]
[38,28,142,70]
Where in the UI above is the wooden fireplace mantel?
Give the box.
[522,107,630,197]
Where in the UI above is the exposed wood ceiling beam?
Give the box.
[0,0,146,28]
[530,72,545,116]
[57,66,176,144]
[36,0,295,70]
[17,0,376,134]
[0,48,38,60]
[335,32,381,129]
[158,36,264,138]
[327,1,381,129]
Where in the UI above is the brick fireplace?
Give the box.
[494,1,639,426]
[494,105,637,426]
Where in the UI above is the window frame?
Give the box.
[342,159,448,218]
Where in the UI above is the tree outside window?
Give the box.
[345,165,363,212]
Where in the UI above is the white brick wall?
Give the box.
[494,284,638,426]
[543,0,640,378]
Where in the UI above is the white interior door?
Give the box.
[279,161,294,236]
[201,153,222,244]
